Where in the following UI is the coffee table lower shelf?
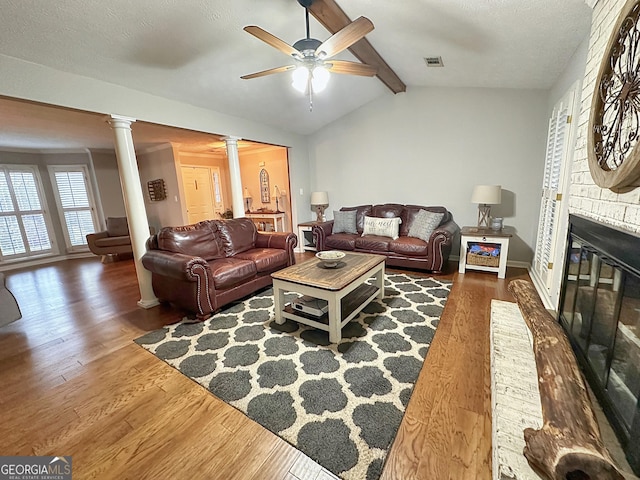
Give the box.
[278,283,380,342]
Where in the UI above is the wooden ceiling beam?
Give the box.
[308,0,406,94]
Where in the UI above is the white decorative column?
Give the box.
[107,114,159,309]
[223,136,245,218]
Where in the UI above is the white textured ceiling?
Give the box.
[0,0,592,149]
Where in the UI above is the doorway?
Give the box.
[181,166,224,224]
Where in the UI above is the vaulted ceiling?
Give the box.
[0,0,592,150]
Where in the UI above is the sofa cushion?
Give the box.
[340,205,372,234]
[326,233,358,251]
[94,235,131,248]
[106,217,129,237]
[408,209,444,242]
[216,218,257,257]
[355,235,391,252]
[401,206,448,236]
[332,210,358,234]
[388,237,429,256]
[157,221,224,261]
[207,258,257,289]
[235,248,289,273]
[362,216,402,240]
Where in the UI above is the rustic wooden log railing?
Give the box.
[508,279,625,480]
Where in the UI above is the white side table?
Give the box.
[297,221,319,253]
[459,226,512,279]
[245,212,285,232]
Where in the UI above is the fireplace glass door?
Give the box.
[560,215,640,474]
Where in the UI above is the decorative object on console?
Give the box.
[147,179,166,201]
[259,168,270,203]
[362,216,402,240]
[272,185,282,212]
[243,187,252,213]
[588,0,640,191]
[491,216,503,231]
[471,185,501,228]
[310,191,329,222]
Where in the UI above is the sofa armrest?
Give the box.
[426,219,460,272]
[86,230,108,246]
[255,231,298,265]
[141,250,211,282]
[312,221,335,251]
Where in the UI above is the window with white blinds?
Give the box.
[0,165,53,259]
[50,166,97,250]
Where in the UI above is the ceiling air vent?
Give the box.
[424,56,444,67]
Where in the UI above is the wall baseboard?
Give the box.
[0,252,95,272]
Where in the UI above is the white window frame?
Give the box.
[48,165,99,252]
[0,164,57,261]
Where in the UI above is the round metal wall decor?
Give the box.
[588,0,640,191]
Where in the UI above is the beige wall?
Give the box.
[89,149,126,223]
[137,144,185,230]
[240,147,291,231]
[569,0,640,233]
[307,87,549,263]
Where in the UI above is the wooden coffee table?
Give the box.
[271,252,386,343]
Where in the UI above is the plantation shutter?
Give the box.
[533,96,572,292]
[51,167,97,249]
[0,166,53,259]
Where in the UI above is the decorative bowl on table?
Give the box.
[315,250,346,268]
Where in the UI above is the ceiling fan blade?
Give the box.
[326,60,377,76]
[241,65,297,80]
[314,16,374,59]
[244,26,302,58]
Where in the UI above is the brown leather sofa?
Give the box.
[312,204,459,273]
[142,218,297,319]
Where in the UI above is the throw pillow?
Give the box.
[332,210,358,234]
[362,216,402,240]
[407,209,444,242]
[106,217,129,237]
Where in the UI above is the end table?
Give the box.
[459,226,512,279]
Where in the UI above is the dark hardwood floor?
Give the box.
[0,254,530,479]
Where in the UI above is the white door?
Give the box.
[182,166,216,224]
[532,83,579,308]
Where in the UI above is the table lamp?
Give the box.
[471,185,501,228]
[310,191,329,222]
[243,187,252,213]
[272,185,282,213]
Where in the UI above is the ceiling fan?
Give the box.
[241,0,377,103]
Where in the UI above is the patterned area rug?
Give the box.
[135,273,452,480]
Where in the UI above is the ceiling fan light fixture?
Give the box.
[311,66,330,92]
[292,66,310,93]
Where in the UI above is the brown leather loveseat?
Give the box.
[142,218,297,319]
[313,204,459,273]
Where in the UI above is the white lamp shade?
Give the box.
[271,185,281,198]
[243,188,251,199]
[310,191,329,205]
[471,185,502,204]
